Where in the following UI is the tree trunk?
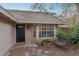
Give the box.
[76,3,79,14]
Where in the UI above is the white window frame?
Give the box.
[32,24,57,39]
[39,25,54,38]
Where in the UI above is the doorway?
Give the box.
[16,24,25,42]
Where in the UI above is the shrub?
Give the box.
[41,40,48,45]
[73,23,79,41]
[56,31,67,41]
[34,39,43,46]
[70,23,79,45]
[34,38,57,46]
[74,23,79,32]
[34,39,48,46]
[47,37,57,44]
[70,31,79,45]
[42,39,49,43]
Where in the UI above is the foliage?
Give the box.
[73,23,79,40]
[47,37,58,43]
[70,31,78,45]
[56,31,67,41]
[41,39,49,45]
[34,38,57,46]
[31,3,48,12]
[60,3,78,20]
[42,38,57,45]
[70,23,79,45]
[34,39,43,46]
[74,23,79,33]
[31,3,78,18]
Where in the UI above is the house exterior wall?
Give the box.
[0,18,15,55]
[25,24,58,46]
[25,24,33,46]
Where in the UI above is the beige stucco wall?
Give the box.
[0,18,15,56]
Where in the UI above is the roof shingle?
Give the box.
[8,10,65,24]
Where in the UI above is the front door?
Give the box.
[16,24,25,42]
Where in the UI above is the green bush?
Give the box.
[74,23,79,33]
[69,23,79,45]
[70,31,78,45]
[56,31,67,41]
[73,23,79,41]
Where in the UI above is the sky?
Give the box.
[0,3,62,15]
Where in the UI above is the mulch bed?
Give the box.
[25,44,79,56]
[9,44,79,56]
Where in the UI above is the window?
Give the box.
[39,25,54,38]
[32,25,36,37]
[33,31,36,37]
[39,31,46,37]
[32,24,54,38]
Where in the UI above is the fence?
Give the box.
[59,27,73,36]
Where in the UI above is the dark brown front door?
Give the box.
[16,24,25,42]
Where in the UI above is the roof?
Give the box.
[0,6,17,22]
[8,10,65,24]
[0,5,65,24]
